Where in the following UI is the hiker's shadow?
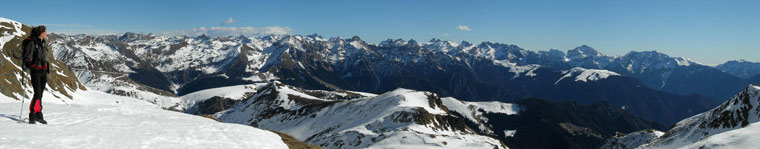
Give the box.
[0,114,26,123]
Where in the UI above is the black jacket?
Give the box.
[22,37,50,72]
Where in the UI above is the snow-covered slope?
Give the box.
[606,84,760,148]
[555,67,621,84]
[0,90,287,149]
[601,130,664,149]
[217,82,507,149]
[675,121,760,148]
[73,69,184,109]
[644,84,760,148]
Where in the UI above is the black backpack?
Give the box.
[20,38,33,69]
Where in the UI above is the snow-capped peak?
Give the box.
[379,38,409,47]
[422,38,460,53]
[672,57,697,66]
[195,34,212,41]
[567,45,602,59]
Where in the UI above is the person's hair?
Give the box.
[30,25,46,39]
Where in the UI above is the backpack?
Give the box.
[20,38,33,69]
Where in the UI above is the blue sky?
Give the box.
[2,0,758,65]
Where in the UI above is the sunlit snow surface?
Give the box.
[0,90,287,149]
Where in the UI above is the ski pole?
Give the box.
[19,67,26,122]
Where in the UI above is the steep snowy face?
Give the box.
[716,60,760,79]
[555,67,621,84]
[0,17,86,101]
[626,84,760,148]
[217,82,507,149]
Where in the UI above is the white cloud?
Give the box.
[220,17,235,26]
[161,26,293,37]
[456,25,471,31]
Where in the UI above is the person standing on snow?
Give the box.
[22,26,50,124]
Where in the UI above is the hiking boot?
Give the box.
[28,113,36,124]
[36,112,47,124]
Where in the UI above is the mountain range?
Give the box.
[44,31,756,124]
[3,16,760,148]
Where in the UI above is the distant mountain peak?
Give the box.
[567,45,603,59]
[460,40,473,47]
[195,34,212,40]
[428,38,442,42]
[379,38,408,47]
[716,60,760,79]
[350,35,361,41]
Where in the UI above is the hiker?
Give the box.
[22,26,50,124]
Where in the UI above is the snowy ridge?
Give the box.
[180,83,266,106]
[716,60,760,79]
[608,84,760,148]
[0,17,26,49]
[601,130,664,149]
[73,67,268,112]
[614,51,702,74]
[491,60,541,79]
[217,82,507,149]
[556,67,620,84]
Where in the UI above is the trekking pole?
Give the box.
[19,67,26,122]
